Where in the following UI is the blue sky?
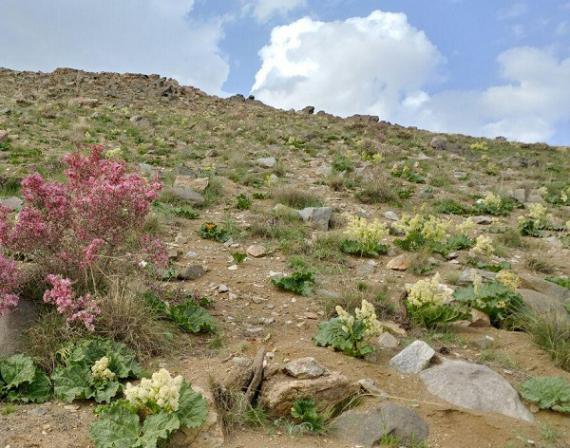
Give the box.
[1,0,569,144]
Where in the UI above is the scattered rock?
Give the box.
[386,254,411,271]
[430,136,448,150]
[472,216,493,225]
[256,157,277,168]
[170,386,225,448]
[356,260,376,276]
[458,268,496,285]
[357,378,388,397]
[246,244,267,258]
[301,106,315,114]
[519,273,570,301]
[177,264,208,281]
[260,371,358,417]
[0,196,22,211]
[518,289,570,320]
[380,320,407,337]
[170,175,208,204]
[297,207,332,230]
[377,332,400,349]
[420,359,534,422]
[383,210,399,221]
[389,340,435,374]
[469,309,491,327]
[283,357,326,379]
[330,403,429,447]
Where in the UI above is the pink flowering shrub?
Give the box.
[43,275,100,331]
[0,254,20,316]
[0,145,165,329]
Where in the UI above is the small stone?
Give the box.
[283,357,326,379]
[217,284,229,293]
[430,136,448,150]
[303,312,319,320]
[383,211,399,221]
[379,320,407,336]
[30,407,48,416]
[177,264,207,281]
[357,378,388,397]
[377,332,399,349]
[473,216,493,225]
[246,244,267,258]
[386,254,411,271]
[469,309,491,327]
[256,157,277,168]
[389,340,435,374]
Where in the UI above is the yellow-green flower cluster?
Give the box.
[91,356,116,381]
[125,368,184,412]
[519,203,550,229]
[406,273,454,308]
[344,216,388,245]
[336,299,383,338]
[496,270,521,292]
[480,192,502,210]
[395,214,450,243]
[472,235,495,256]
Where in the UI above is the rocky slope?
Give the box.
[1,67,570,448]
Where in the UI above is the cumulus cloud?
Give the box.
[245,0,307,23]
[252,11,442,118]
[252,10,570,142]
[0,0,229,94]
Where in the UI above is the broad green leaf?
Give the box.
[7,368,52,403]
[52,364,92,402]
[176,382,208,429]
[90,406,141,448]
[0,354,36,388]
[169,301,216,334]
[93,381,122,404]
[138,412,180,448]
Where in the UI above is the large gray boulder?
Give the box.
[518,289,570,319]
[0,300,38,355]
[330,402,429,447]
[420,359,533,422]
[297,207,332,230]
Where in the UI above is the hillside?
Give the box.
[1,67,570,448]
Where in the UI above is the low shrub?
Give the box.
[52,338,141,403]
[272,270,315,296]
[0,354,51,403]
[235,193,252,210]
[474,192,514,216]
[518,203,550,237]
[340,216,389,257]
[405,273,468,328]
[453,280,523,326]
[290,398,325,433]
[272,187,323,209]
[199,222,230,242]
[90,368,207,448]
[143,293,216,334]
[314,299,383,358]
[520,377,570,414]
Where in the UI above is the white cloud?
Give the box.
[244,0,307,23]
[0,0,229,94]
[252,11,442,118]
[252,11,570,143]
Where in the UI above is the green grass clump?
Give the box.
[272,270,315,296]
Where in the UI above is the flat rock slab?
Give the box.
[518,289,570,320]
[390,340,435,374]
[420,359,534,422]
[260,371,358,417]
[283,357,325,379]
[0,196,23,211]
[330,402,429,447]
[0,300,39,355]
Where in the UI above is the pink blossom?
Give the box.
[43,274,100,331]
[0,255,20,316]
